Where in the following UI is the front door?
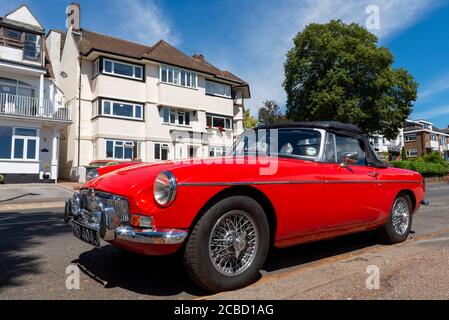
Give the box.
[322,132,382,230]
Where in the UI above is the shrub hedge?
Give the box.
[391,152,449,177]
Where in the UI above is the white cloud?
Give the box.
[234,0,443,115]
[111,0,181,46]
[419,72,449,100]
[414,105,449,120]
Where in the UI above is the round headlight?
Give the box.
[153,171,177,207]
[86,168,99,181]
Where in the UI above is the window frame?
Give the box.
[154,143,169,160]
[95,98,144,121]
[209,146,227,157]
[206,114,233,130]
[98,57,144,81]
[11,127,39,161]
[159,64,197,89]
[406,149,418,158]
[404,133,416,142]
[161,107,191,126]
[205,80,232,98]
[105,139,136,160]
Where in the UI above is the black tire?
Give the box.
[183,196,270,293]
[378,193,413,244]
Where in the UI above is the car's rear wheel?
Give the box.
[183,196,269,293]
[378,193,413,244]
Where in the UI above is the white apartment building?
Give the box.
[47,4,249,181]
[0,5,70,183]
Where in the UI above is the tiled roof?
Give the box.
[74,29,247,85]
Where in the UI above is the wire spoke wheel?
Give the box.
[208,210,258,276]
[392,197,410,236]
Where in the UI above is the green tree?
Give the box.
[283,20,418,140]
[401,147,408,161]
[258,100,286,126]
[243,108,257,129]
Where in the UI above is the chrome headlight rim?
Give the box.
[153,171,177,208]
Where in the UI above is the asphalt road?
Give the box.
[0,184,448,300]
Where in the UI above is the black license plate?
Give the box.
[73,222,101,247]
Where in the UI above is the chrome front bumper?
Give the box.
[65,196,187,245]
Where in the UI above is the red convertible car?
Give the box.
[65,121,428,292]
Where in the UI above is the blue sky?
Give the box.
[2,0,449,128]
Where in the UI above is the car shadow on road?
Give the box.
[264,231,382,272]
[74,229,386,297]
[73,245,207,297]
[0,210,71,290]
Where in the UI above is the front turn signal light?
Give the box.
[130,214,153,228]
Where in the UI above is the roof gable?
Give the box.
[5,5,43,29]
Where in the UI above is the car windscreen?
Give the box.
[229,128,322,160]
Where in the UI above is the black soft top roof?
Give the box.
[255,121,386,168]
[257,121,362,134]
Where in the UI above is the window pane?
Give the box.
[168,68,173,83]
[186,73,191,87]
[114,62,134,77]
[135,105,142,119]
[174,69,180,84]
[178,112,184,125]
[0,126,12,159]
[103,101,111,114]
[161,145,168,160]
[185,112,190,126]
[124,147,133,159]
[15,128,37,136]
[170,111,176,124]
[5,28,21,40]
[161,66,167,82]
[106,141,113,158]
[181,70,186,86]
[206,115,212,127]
[191,73,196,88]
[225,119,231,129]
[113,103,133,117]
[213,117,225,128]
[324,133,336,163]
[335,135,366,165]
[163,108,169,123]
[135,66,142,79]
[115,146,124,159]
[104,60,113,73]
[14,138,24,159]
[27,139,36,159]
[154,143,161,160]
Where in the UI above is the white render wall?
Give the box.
[51,30,247,180]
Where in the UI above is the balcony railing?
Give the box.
[0,93,70,121]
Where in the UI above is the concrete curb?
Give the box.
[0,201,66,212]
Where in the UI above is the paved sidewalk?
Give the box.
[0,184,74,212]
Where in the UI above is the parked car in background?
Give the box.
[65,121,428,292]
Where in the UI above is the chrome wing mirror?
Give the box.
[339,152,359,167]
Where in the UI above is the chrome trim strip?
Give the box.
[178,180,423,187]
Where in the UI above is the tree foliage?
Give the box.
[283,20,418,139]
[243,108,257,129]
[258,100,286,126]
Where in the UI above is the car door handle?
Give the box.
[368,171,380,177]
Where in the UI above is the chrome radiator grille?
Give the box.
[80,189,130,223]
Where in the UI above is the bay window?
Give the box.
[206,114,232,130]
[98,98,143,120]
[160,65,197,88]
[161,107,190,126]
[206,80,232,98]
[98,58,144,80]
[0,126,38,160]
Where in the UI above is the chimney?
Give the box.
[66,2,80,31]
[192,53,205,62]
